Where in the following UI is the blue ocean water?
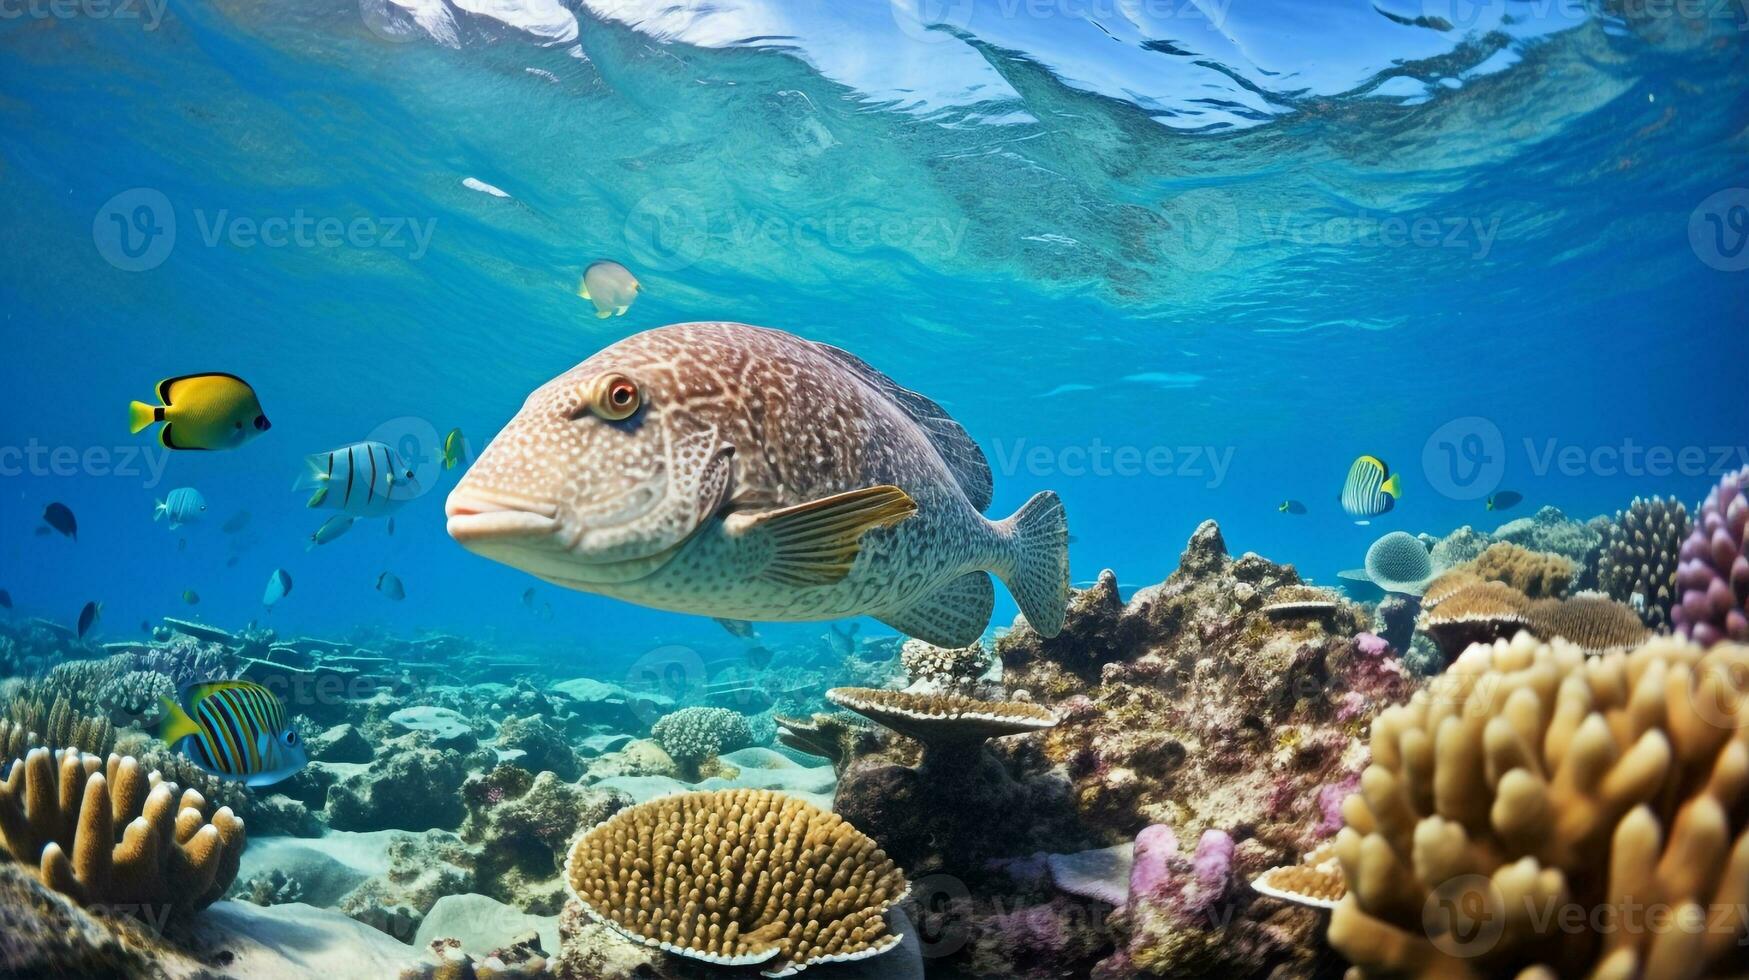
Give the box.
[1,0,1745,675]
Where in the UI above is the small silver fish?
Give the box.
[264,568,293,607]
[155,487,207,528]
[295,441,421,517]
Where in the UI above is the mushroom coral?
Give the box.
[563,788,906,977]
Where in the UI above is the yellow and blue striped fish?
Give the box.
[159,680,308,787]
[1340,455,1401,520]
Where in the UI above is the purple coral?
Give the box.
[1674,466,1749,646]
[1123,825,1234,926]
[1354,632,1392,657]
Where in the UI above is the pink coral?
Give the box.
[1674,465,1749,645]
[1353,631,1391,657]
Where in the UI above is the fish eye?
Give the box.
[586,373,642,421]
[284,731,299,746]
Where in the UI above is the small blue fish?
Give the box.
[264,568,292,607]
[1486,490,1523,512]
[308,515,355,551]
[376,571,405,601]
[155,488,207,528]
[159,681,307,787]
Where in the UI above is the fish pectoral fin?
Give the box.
[732,485,917,588]
[876,571,994,647]
[307,487,329,508]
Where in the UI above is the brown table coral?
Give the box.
[0,748,245,921]
[563,788,907,977]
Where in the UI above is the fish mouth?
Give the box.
[445,490,562,544]
[445,486,695,585]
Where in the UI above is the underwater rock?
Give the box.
[326,737,469,832]
[548,677,672,734]
[414,892,560,959]
[1372,593,1419,654]
[998,569,1130,693]
[581,738,679,782]
[387,706,479,752]
[247,792,324,838]
[307,722,375,764]
[1491,504,1602,566]
[1427,524,1491,568]
[337,830,476,942]
[0,860,157,976]
[462,766,628,914]
[773,711,892,776]
[493,713,582,781]
[988,521,1406,977]
[193,899,424,975]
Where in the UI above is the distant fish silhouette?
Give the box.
[0,590,9,611]
[376,572,406,601]
[1279,499,1307,515]
[76,601,100,639]
[221,510,252,534]
[264,568,293,608]
[43,503,77,540]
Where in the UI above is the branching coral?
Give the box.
[0,748,244,919]
[4,695,116,759]
[1294,633,1749,978]
[1675,465,1749,646]
[650,707,752,781]
[564,788,907,977]
[1595,496,1690,629]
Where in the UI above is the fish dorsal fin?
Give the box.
[157,372,248,405]
[809,341,993,513]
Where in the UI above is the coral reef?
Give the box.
[1469,541,1575,598]
[1289,633,1749,978]
[1594,495,1691,628]
[825,688,1057,770]
[773,713,889,776]
[1419,573,1647,662]
[1491,504,1602,566]
[326,735,470,832]
[494,714,582,781]
[650,706,752,781]
[461,765,627,914]
[989,520,1408,977]
[4,694,116,759]
[1363,531,1438,595]
[563,788,907,977]
[0,748,245,919]
[1674,465,1749,645]
[898,638,995,695]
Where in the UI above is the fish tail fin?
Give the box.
[128,401,159,435]
[1381,473,1402,498]
[153,499,166,521]
[1485,498,1495,511]
[158,696,200,746]
[293,453,331,492]
[1278,501,1288,512]
[992,490,1069,639]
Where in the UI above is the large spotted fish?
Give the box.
[446,322,1069,645]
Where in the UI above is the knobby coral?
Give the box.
[898,638,994,695]
[1470,541,1576,599]
[0,748,245,919]
[564,788,907,977]
[1674,465,1749,646]
[1594,496,1690,629]
[650,706,752,781]
[1300,633,1749,978]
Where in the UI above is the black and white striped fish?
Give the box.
[158,680,308,787]
[295,440,422,517]
[1340,454,1401,522]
